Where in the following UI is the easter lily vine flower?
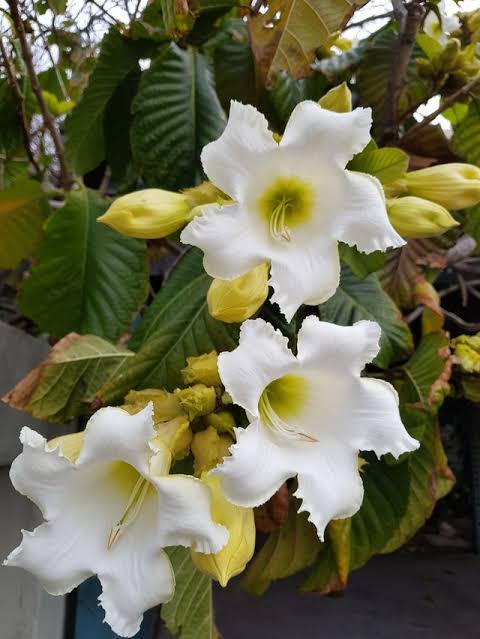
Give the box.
[213,318,419,539]
[4,405,227,638]
[181,100,404,321]
[424,1,460,46]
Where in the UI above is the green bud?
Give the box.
[318,82,352,113]
[204,411,236,436]
[191,426,232,475]
[181,351,221,387]
[404,164,480,210]
[453,334,480,374]
[124,388,183,422]
[386,196,459,239]
[174,384,217,420]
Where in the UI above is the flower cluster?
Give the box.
[6,95,480,636]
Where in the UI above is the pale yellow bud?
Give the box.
[124,388,183,422]
[207,263,269,323]
[97,189,194,239]
[191,474,255,586]
[174,384,217,421]
[181,351,221,387]
[48,432,84,463]
[453,334,480,374]
[386,196,458,239]
[204,410,236,436]
[191,426,232,475]
[152,415,193,460]
[404,164,480,210]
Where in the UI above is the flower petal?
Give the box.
[269,239,340,322]
[297,316,381,375]
[345,377,420,458]
[201,101,277,200]
[218,318,297,416]
[332,171,405,253]
[280,101,372,167]
[295,437,364,540]
[97,499,175,638]
[152,475,228,554]
[211,420,294,508]
[77,405,155,476]
[181,204,267,280]
[8,427,75,520]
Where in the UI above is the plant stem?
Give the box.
[380,0,426,146]
[7,0,73,188]
[0,36,40,173]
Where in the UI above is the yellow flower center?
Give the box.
[258,373,317,442]
[258,177,314,242]
[107,462,153,550]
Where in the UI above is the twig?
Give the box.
[0,37,40,173]
[133,0,143,19]
[441,308,480,332]
[7,0,73,188]
[88,0,119,26]
[401,75,480,144]
[379,0,426,146]
[456,271,468,307]
[345,11,393,30]
[30,8,69,101]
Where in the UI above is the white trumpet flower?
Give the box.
[213,318,419,539]
[181,101,404,321]
[424,1,460,46]
[4,405,227,638]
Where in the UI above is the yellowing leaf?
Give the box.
[0,179,48,269]
[249,0,368,85]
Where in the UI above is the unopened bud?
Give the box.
[174,384,216,421]
[181,351,221,387]
[404,164,480,210]
[124,388,183,422]
[191,474,255,586]
[386,196,458,238]
[98,189,195,239]
[153,415,193,460]
[319,82,352,113]
[191,426,232,475]
[204,411,236,436]
[207,263,269,323]
[453,334,480,374]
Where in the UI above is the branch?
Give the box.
[0,37,40,173]
[345,11,393,30]
[401,75,480,144]
[7,0,73,189]
[379,0,426,146]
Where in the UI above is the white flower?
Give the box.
[181,100,404,321]
[212,318,419,540]
[424,1,460,45]
[4,405,227,638]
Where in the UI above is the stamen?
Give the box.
[269,197,292,242]
[259,393,318,443]
[108,475,150,549]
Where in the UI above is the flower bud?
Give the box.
[453,334,480,374]
[207,263,269,323]
[404,164,480,210]
[181,351,221,387]
[319,82,352,113]
[204,410,236,436]
[124,388,183,422]
[191,426,232,475]
[48,432,84,463]
[386,196,458,238]
[174,384,217,421]
[97,189,195,239]
[191,474,255,586]
[153,415,193,460]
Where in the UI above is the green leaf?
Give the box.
[0,79,36,155]
[162,547,218,639]
[268,72,330,128]
[19,188,148,341]
[65,29,144,175]
[453,97,480,167]
[3,333,134,423]
[348,147,409,184]
[97,249,238,405]
[249,0,368,85]
[131,44,226,190]
[0,179,48,268]
[242,497,321,596]
[320,263,413,368]
[339,243,386,279]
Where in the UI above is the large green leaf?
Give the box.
[453,97,480,167]
[2,334,133,423]
[348,146,409,185]
[249,0,367,85]
[268,72,331,128]
[19,188,148,341]
[320,263,413,368]
[97,249,238,405]
[131,44,226,189]
[0,179,48,268]
[242,497,321,596]
[162,547,218,639]
[64,29,144,175]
